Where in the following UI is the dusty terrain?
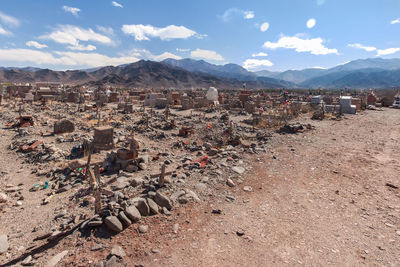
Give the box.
[1,108,399,266]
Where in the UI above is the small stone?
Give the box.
[110,245,126,258]
[131,177,144,187]
[232,166,245,174]
[104,216,123,233]
[88,220,103,227]
[138,163,147,170]
[47,250,69,267]
[136,198,150,216]
[140,155,149,163]
[151,248,160,254]
[125,206,141,222]
[0,193,8,203]
[385,222,395,228]
[207,149,218,156]
[105,255,118,267]
[184,190,200,202]
[146,198,159,215]
[396,230,400,236]
[172,223,179,234]
[243,186,253,192]
[90,244,104,251]
[118,211,132,227]
[0,235,9,254]
[226,179,236,187]
[212,209,222,214]
[194,183,207,191]
[154,192,173,210]
[162,207,171,216]
[138,225,149,233]
[236,230,245,236]
[21,255,33,265]
[16,200,23,206]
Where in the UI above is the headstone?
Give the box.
[93,126,114,151]
[54,119,75,134]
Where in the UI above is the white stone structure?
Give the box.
[340,96,356,114]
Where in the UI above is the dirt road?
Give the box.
[138,109,400,266]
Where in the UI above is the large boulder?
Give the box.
[125,206,141,222]
[154,192,173,210]
[104,216,123,233]
[136,198,150,216]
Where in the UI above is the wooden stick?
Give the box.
[158,164,166,187]
[84,143,92,181]
[94,165,102,214]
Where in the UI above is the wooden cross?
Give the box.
[165,105,170,120]
[150,164,173,187]
[97,106,101,126]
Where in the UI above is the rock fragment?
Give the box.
[104,216,123,233]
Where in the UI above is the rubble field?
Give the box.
[0,101,399,266]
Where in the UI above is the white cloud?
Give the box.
[260,22,269,32]
[122,24,197,41]
[244,11,255,19]
[0,48,186,68]
[306,18,316,29]
[190,49,224,61]
[0,49,63,65]
[316,0,326,6]
[0,48,137,67]
[112,1,123,8]
[348,43,376,52]
[0,25,11,35]
[176,48,190,52]
[391,18,400,24]
[219,8,255,22]
[40,25,114,50]
[243,59,274,70]
[263,35,339,55]
[26,41,48,49]
[0,11,19,27]
[311,66,326,69]
[377,47,400,56]
[67,44,96,51]
[62,6,80,17]
[252,52,268,57]
[347,43,400,56]
[54,51,139,66]
[97,26,114,36]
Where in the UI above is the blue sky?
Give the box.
[1,0,400,71]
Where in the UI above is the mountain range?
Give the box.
[2,58,400,89]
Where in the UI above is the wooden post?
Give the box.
[97,106,101,126]
[158,164,166,187]
[165,105,169,120]
[84,142,92,181]
[94,165,102,214]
